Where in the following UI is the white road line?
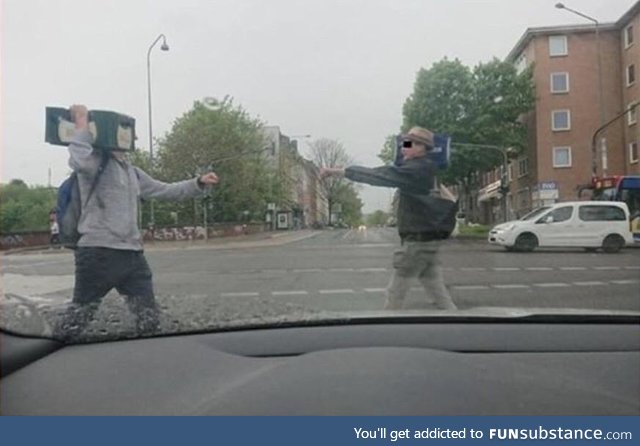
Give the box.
[534,283,570,288]
[358,268,388,272]
[292,268,323,273]
[526,267,553,271]
[271,290,308,296]
[610,280,640,285]
[319,289,355,295]
[493,284,530,289]
[493,267,520,271]
[341,229,354,240]
[573,281,607,286]
[592,266,621,270]
[330,268,355,272]
[364,288,386,293]
[220,292,260,298]
[452,285,490,290]
[3,260,66,269]
[460,267,486,272]
[560,267,587,271]
[262,269,287,274]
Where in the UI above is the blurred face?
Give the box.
[401,140,427,160]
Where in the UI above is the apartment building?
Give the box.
[475,1,640,224]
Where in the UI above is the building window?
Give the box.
[625,25,634,48]
[549,35,568,56]
[553,147,572,168]
[515,53,528,74]
[629,103,637,126]
[631,142,639,164]
[508,163,514,182]
[518,157,529,177]
[550,72,569,93]
[627,64,636,86]
[552,110,571,131]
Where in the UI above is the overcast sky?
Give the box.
[1,0,636,212]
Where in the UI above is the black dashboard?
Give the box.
[2,322,639,415]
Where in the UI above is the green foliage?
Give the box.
[365,210,390,227]
[402,57,535,188]
[333,183,363,227]
[377,135,397,165]
[153,98,273,224]
[1,180,56,233]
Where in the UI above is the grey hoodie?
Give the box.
[69,130,205,251]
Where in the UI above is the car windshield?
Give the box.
[2,0,639,344]
[519,207,552,221]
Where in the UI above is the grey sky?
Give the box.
[1,0,635,213]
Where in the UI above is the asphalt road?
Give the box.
[2,227,639,338]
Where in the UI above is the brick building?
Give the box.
[475,1,640,224]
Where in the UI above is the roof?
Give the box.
[506,23,617,62]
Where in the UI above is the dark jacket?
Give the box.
[345,156,457,238]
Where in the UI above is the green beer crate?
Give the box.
[45,107,136,151]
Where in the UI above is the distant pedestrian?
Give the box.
[50,219,60,247]
[320,127,458,310]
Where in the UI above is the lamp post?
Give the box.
[452,142,510,223]
[555,3,605,178]
[146,34,170,227]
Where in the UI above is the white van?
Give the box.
[489,201,634,253]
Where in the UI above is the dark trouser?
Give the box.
[55,247,159,339]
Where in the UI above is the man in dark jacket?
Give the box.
[320,127,457,310]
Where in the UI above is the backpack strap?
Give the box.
[83,150,110,208]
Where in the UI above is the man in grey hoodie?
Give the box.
[56,105,219,339]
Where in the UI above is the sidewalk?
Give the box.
[3,230,322,256]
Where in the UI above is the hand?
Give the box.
[319,167,344,178]
[198,172,219,185]
[69,104,89,130]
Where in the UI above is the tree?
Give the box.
[333,183,363,227]
[377,135,397,165]
[402,57,535,194]
[0,180,56,233]
[366,210,390,227]
[154,98,273,225]
[307,138,354,222]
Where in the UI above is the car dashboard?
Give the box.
[1,321,639,415]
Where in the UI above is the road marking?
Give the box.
[526,267,553,271]
[534,283,571,288]
[493,267,520,271]
[358,268,388,272]
[460,267,486,272]
[262,269,287,274]
[220,292,260,298]
[341,229,354,240]
[592,266,621,270]
[330,268,354,272]
[271,290,308,296]
[610,280,640,285]
[319,289,355,294]
[3,260,69,270]
[452,285,490,290]
[573,281,607,286]
[364,288,386,293]
[292,268,323,273]
[560,267,587,271]
[493,284,530,289]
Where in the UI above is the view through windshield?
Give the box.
[2,0,639,343]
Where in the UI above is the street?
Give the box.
[3,228,639,327]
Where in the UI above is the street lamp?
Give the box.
[146,34,170,226]
[555,3,605,178]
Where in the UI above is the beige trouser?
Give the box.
[384,240,457,310]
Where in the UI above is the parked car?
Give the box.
[489,201,634,253]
